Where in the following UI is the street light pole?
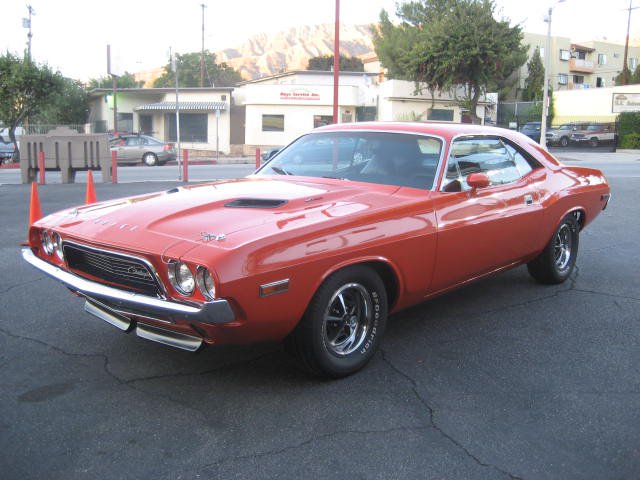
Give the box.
[540,0,565,150]
[172,48,182,181]
[23,5,35,61]
[200,3,206,88]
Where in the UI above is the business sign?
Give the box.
[612,92,640,113]
[280,88,321,101]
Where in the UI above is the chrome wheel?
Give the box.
[323,283,372,356]
[528,214,579,285]
[554,223,573,271]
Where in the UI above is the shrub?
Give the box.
[619,133,640,149]
[618,112,640,138]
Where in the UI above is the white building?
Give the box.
[87,72,493,156]
[88,88,233,155]
[377,80,493,124]
[234,70,378,149]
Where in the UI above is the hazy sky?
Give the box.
[2,0,637,80]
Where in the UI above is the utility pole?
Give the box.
[332,0,340,124]
[23,5,35,61]
[622,0,639,85]
[107,45,119,134]
[200,3,206,88]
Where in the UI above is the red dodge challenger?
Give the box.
[22,122,610,377]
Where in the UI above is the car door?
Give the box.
[429,136,544,292]
[118,136,142,162]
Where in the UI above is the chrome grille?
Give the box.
[63,242,162,297]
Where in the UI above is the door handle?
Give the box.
[524,194,534,206]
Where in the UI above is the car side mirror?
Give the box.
[467,173,490,189]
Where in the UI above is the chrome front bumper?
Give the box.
[22,247,236,326]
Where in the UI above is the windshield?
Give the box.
[255,131,443,190]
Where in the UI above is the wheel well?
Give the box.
[571,209,586,230]
[361,261,399,309]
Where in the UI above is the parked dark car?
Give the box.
[519,122,541,143]
[110,134,176,166]
[0,136,16,163]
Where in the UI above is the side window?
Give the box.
[442,137,530,192]
[504,143,533,177]
[126,137,141,146]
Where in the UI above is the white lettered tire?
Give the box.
[285,265,388,378]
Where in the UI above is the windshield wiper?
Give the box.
[271,166,292,175]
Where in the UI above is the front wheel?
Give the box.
[285,265,387,378]
[142,152,158,166]
[527,214,579,284]
[559,136,569,147]
[589,137,599,148]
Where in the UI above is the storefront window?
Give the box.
[314,115,333,128]
[262,114,285,132]
[427,109,454,121]
[165,113,208,142]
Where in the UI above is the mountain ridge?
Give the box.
[215,23,376,79]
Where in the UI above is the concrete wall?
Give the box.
[554,84,640,123]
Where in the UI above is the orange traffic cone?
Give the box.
[29,181,42,226]
[85,170,96,204]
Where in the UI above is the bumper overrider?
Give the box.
[21,247,236,352]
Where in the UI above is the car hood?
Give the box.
[40,177,403,254]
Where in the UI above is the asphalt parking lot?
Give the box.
[1,157,639,479]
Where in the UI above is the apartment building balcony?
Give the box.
[569,58,594,73]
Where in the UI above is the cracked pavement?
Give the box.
[1,173,639,480]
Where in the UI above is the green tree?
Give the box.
[615,64,640,85]
[153,51,242,88]
[0,52,64,160]
[523,47,544,101]
[373,0,527,123]
[33,77,88,125]
[88,72,144,89]
[307,54,364,72]
[530,87,555,126]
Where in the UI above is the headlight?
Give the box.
[52,232,64,261]
[41,231,54,255]
[196,266,216,300]
[168,261,195,295]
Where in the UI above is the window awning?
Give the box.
[135,101,226,111]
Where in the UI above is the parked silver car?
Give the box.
[0,136,16,163]
[546,123,588,147]
[110,134,176,166]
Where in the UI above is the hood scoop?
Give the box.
[224,198,288,209]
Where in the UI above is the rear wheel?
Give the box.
[527,214,579,284]
[589,137,599,148]
[142,152,158,166]
[559,136,569,147]
[285,265,387,378]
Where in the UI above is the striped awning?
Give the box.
[135,101,226,111]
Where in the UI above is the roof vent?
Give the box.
[225,198,288,209]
